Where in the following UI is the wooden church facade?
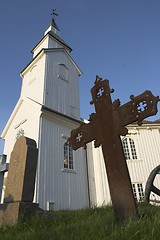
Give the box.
[1,17,160,210]
[1,18,89,210]
[87,121,160,206]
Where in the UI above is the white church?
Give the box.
[1,16,160,211]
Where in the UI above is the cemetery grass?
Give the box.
[0,203,160,240]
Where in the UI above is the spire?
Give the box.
[44,9,60,36]
[50,9,60,31]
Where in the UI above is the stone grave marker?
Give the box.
[0,136,43,226]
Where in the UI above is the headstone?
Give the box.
[0,136,43,226]
[69,76,159,223]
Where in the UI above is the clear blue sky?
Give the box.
[0,0,160,153]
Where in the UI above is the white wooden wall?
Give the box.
[127,124,160,203]
[32,32,68,58]
[2,99,41,162]
[44,49,80,119]
[36,112,89,210]
[20,54,46,105]
[86,142,111,207]
[87,123,160,206]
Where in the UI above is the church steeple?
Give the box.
[32,10,72,58]
[51,18,60,31]
[44,9,60,36]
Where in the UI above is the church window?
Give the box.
[64,142,74,170]
[58,64,68,82]
[132,183,144,202]
[122,138,130,160]
[122,137,137,160]
[16,129,24,140]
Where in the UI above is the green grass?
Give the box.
[0,203,160,240]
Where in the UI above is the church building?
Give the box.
[1,16,89,210]
[1,16,160,210]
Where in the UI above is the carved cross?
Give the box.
[69,76,159,222]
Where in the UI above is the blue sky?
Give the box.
[0,0,160,153]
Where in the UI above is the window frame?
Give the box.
[132,182,144,202]
[62,141,75,173]
[122,137,138,160]
[58,63,69,82]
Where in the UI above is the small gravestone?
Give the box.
[0,136,43,226]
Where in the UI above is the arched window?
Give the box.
[64,142,74,170]
[58,64,68,82]
[122,137,137,160]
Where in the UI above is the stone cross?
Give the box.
[0,136,42,226]
[69,76,159,222]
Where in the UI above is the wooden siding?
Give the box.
[21,55,46,105]
[3,99,41,162]
[86,142,111,206]
[33,35,63,58]
[127,127,160,202]
[87,124,160,205]
[36,114,89,210]
[44,50,80,119]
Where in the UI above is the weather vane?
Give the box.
[51,9,58,20]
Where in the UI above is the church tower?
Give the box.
[1,12,89,210]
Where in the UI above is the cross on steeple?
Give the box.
[49,9,60,32]
[51,9,58,20]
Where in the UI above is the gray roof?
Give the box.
[48,31,72,52]
[50,18,60,31]
[31,30,72,54]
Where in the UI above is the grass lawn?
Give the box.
[0,203,160,240]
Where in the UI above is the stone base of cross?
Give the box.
[69,76,159,223]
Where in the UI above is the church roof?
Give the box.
[20,48,82,77]
[31,30,72,54]
[48,31,72,51]
[131,119,160,125]
[48,18,60,31]
[42,106,81,124]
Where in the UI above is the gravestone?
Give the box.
[69,76,159,223]
[0,136,43,226]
